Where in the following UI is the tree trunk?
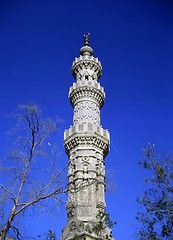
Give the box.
[1,207,15,240]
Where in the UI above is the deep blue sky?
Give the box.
[0,0,173,239]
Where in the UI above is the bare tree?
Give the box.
[0,104,67,240]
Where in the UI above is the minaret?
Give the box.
[61,34,113,240]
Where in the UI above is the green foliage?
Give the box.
[95,211,116,230]
[70,211,115,240]
[92,211,116,239]
[105,213,116,229]
[45,230,56,240]
[136,145,173,240]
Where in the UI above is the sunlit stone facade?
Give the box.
[60,34,113,240]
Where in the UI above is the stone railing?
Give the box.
[69,80,105,97]
[69,83,105,108]
[64,124,110,140]
[72,55,101,66]
[72,56,102,80]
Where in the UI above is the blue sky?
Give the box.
[0,0,173,239]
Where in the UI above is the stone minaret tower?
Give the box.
[61,34,113,240]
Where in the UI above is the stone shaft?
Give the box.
[61,36,113,240]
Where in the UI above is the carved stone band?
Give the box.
[69,85,105,108]
[72,58,102,80]
[64,132,109,157]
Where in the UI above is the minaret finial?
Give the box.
[84,32,90,46]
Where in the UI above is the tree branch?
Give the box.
[14,188,67,216]
[0,184,16,200]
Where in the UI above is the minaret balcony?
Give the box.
[69,82,105,108]
[64,124,110,157]
[72,56,102,81]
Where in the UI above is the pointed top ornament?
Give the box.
[80,32,93,56]
[84,32,90,46]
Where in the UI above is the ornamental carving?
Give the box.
[69,221,76,230]
[69,85,105,108]
[79,204,91,216]
[64,135,109,157]
[68,161,76,177]
[72,58,102,80]
[96,158,104,176]
[79,188,90,204]
[81,156,90,166]
[73,101,100,125]
[67,205,75,219]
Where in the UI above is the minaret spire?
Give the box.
[60,35,113,240]
[80,33,93,57]
[84,32,90,46]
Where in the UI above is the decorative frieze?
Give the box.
[64,134,109,157]
[73,101,100,125]
[69,85,105,109]
[72,57,102,81]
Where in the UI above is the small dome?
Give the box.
[80,45,94,56]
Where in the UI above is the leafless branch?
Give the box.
[0,184,16,200]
